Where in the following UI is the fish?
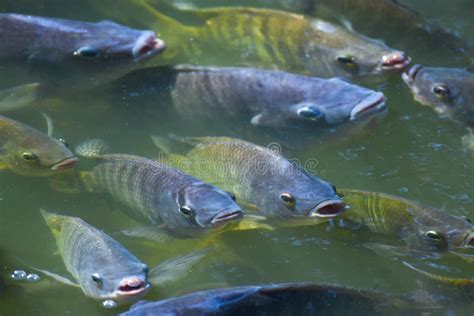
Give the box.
[88,1,410,78]
[75,140,243,238]
[110,65,386,141]
[0,115,77,176]
[0,13,166,108]
[462,129,474,153]
[152,136,346,221]
[339,189,474,253]
[403,65,474,127]
[38,209,207,306]
[120,282,428,316]
[39,209,151,304]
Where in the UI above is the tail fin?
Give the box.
[0,83,40,112]
[40,209,67,238]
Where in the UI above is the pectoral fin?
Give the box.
[149,248,209,286]
[121,225,174,244]
[363,242,412,257]
[0,82,40,112]
[28,267,79,288]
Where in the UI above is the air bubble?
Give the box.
[102,300,117,308]
[26,273,40,282]
[11,270,27,280]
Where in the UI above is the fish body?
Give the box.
[40,210,150,303]
[0,115,77,176]
[340,189,474,251]
[154,136,345,220]
[83,153,243,237]
[120,282,421,316]
[403,65,474,127]
[115,65,386,134]
[89,2,409,78]
[0,13,165,94]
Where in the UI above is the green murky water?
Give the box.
[0,0,472,315]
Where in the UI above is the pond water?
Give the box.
[0,0,472,315]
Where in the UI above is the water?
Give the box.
[0,0,473,315]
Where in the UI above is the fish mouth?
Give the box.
[309,200,346,218]
[464,232,474,248]
[350,93,386,120]
[50,157,79,170]
[132,32,166,62]
[402,64,423,85]
[116,277,150,297]
[211,209,244,227]
[380,51,411,71]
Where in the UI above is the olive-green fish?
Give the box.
[87,0,410,78]
[152,136,346,221]
[340,189,474,252]
[0,115,77,176]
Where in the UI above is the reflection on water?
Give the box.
[0,0,473,315]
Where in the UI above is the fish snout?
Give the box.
[309,199,347,218]
[380,51,411,71]
[50,157,79,171]
[211,209,244,227]
[350,92,386,120]
[402,64,423,85]
[116,276,150,296]
[132,32,166,62]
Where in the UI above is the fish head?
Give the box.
[70,21,165,65]
[170,184,243,232]
[402,65,474,125]
[82,263,150,303]
[2,121,77,176]
[306,20,410,77]
[262,171,346,219]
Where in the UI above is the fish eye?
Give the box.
[226,191,236,201]
[336,55,357,66]
[179,205,194,217]
[432,85,451,100]
[426,230,442,241]
[75,46,101,59]
[297,106,325,121]
[280,192,295,209]
[91,273,103,288]
[22,152,37,161]
[58,138,69,148]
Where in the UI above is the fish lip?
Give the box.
[350,93,386,120]
[379,52,411,71]
[210,209,244,226]
[463,232,474,248]
[132,32,166,62]
[50,157,79,170]
[402,64,423,85]
[309,199,346,218]
[115,279,151,297]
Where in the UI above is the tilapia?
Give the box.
[403,65,474,127]
[39,209,151,305]
[111,65,386,141]
[152,136,346,221]
[120,282,427,316]
[87,1,410,78]
[339,189,474,253]
[0,13,166,109]
[0,115,77,176]
[75,143,243,238]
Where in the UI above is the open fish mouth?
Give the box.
[350,93,386,120]
[116,277,150,297]
[132,32,166,62]
[380,51,411,71]
[402,64,423,85]
[309,200,346,218]
[464,233,474,248]
[50,157,79,170]
[211,209,244,226]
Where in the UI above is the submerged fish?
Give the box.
[0,115,77,176]
[88,1,410,78]
[76,143,243,238]
[403,65,474,127]
[120,282,425,316]
[152,136,346,220]
[0,13,166,109]
[113,65,386,137]
[40,209,151,304]
[339,189,474,252]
